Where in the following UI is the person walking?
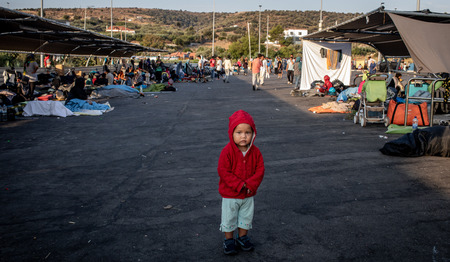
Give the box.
[209,56,216,81]
[293,57,302,89]
[286,55,295,84]
[276,57,283,79]
[259,55,268,86]
[216,56,223,80]
[243,58,248,76]
[251,54,262,90]
[218,109,265,255]
[223,56,232,83]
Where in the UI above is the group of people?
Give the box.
[194,54,303,91]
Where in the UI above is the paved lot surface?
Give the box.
[1,73,449,261]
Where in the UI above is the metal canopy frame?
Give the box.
[0,7,166,57]
[302,6,450,57]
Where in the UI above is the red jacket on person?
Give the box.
[319,75,333,93]
[218,110,265,199]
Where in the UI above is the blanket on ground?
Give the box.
[102,85,139,93]
[65,98,110,112]
[308,101,351,114]
[23,101,73,117]
[337,87,359,102]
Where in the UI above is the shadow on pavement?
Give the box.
[0,73,449,261]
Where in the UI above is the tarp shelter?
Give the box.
[302,7,450,75]
[300,41,352,90]
[0,7,165,57]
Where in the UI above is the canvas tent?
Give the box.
[302,6,450,84]
[0,7,165,57]
[300,41,352,90]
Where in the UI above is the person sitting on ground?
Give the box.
[67,77,91,104]
[391,73,405,96]
[105,69,114,85]
[94,73,108,86]
[163,78,176,92]
[133,69,144,88]
[2,67,17,88]
[124,73,133,86]
[318,75,333,94]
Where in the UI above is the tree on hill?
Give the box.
[269,25,284,43]
[141,34,165,49]
[228,36,264,59]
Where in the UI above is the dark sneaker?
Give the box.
[236,235,254,251]
[252,85,255,91]
[223,238,238,255]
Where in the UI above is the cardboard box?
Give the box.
[55,64,64,76]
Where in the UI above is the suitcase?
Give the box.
[387,100,429,126]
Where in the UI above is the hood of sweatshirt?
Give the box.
[228,110,257,152]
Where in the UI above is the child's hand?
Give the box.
[247,188,252,194]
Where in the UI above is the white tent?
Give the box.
[300,40,352,90]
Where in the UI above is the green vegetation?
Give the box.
[11,8,369,62]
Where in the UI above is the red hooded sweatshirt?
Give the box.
[218,110,265,199]
[319,75,333,93]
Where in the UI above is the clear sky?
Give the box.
[4,0,450,14]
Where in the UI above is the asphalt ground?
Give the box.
[0,73,449,261]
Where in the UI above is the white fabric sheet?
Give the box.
[23,101,74,117]
[300,40,352,90]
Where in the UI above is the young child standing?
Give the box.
[218,110,265,255]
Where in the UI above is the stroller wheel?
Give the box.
[384,116,390,127]
[353,113,359,124]
[360,114,367,127]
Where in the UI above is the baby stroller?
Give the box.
[354,75,389,127]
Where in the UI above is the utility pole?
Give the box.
[258,5,262,54]
[247,22,251,58]
[319,0,323,31]
[212,0,215,56]
[110,0,113,37]
[266,15,269,58]
[416,0,420,11]
[40,0,44,67]
[124,17,127,41]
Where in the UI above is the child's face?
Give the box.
[233,123,253,152]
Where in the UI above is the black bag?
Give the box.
[380,126,450,157]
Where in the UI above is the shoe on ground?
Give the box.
[226,81,230,83]
[223,238,238,255]
[237,235,254,251]
[252,85,255,91]
[223,79,225,83]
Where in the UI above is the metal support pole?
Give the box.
[258,5,262,54]
[247,22,251,58]
[212,0,215,57]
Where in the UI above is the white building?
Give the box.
[284,29,308,44]
[105,26,136,35]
